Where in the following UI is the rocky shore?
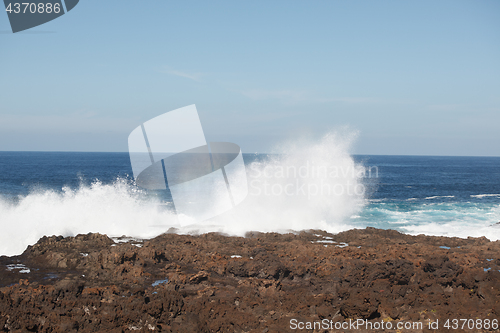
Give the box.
[0,227,499,332]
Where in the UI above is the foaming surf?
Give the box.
[351,201,500,240]
[0,179,178,256]
[207,130,365,235]
[2,133,499,256]
[0,131,365,256]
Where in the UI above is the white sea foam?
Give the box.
[402,220,500,241]
[0,131,363,256]
[213,131,364,236]
[471,194,500,198]
[360,200,500,240]
[425,196,455,200]
[111,237,144,244]
[0,179,179,256]
[396,203,500,240]
[2,131,497,256]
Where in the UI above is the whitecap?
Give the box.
[425,196,455,200]
[471,194,500,198]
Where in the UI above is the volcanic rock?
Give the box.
[0,227,498,332]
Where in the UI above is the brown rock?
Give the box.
[0,228,498,332]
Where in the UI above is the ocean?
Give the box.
[1,150,499,256]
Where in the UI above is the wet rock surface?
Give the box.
[0,228,499,332]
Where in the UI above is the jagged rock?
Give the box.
[0,228,498,332]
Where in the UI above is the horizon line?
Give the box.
[0,150,499,158]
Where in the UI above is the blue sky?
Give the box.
[1,0,499,155]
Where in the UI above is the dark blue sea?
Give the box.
[0,152,499,255]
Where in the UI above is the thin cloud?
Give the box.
[161,67,203,82]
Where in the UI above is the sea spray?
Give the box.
[209,130,365,234]
[0,179,178,256]
[1,133,500,256]
[0,131,365,256]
